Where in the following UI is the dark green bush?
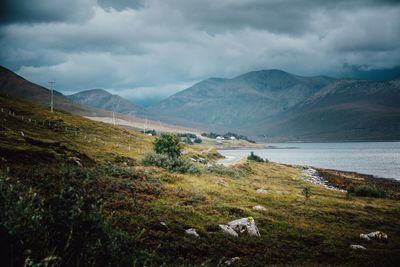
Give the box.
[347,185,386,198]
[141,152,201,175]
[302,186,311,199]
[247,152,265,162]
[193,137,202,144]
[153,133,182,158]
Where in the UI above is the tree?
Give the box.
[153,133,182,158]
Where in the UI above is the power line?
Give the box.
[48,81,55,113]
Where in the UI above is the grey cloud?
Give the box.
[98,0,143,10]
[0,0,399,104]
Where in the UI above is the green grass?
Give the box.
[1,96,400,266]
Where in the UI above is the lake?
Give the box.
[219,142,400,181]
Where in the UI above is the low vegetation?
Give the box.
[348,185,386,198]
[0,163,165,266]
[1,96,400,266]
[142,151,202,174]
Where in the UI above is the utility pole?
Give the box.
[48,81,55,113]
[112,99,120,126]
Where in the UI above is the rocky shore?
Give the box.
[315,168,400,199]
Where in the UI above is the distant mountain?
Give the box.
[268,78,400,141]
[67,89,145,116]
[150,70,400,141]
[0,66,109,116]
[149,70,335,132]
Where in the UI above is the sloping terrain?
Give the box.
[0,66,199,135]
[0,66,110,117]
[0,95,153,164]
[67,88,146,116]
[1,95,400,266]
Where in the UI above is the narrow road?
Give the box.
[217,154,246,166]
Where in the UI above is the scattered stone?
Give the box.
[252,205,267,211]
[359,234,371,241]
[302,167,345,192]
[220,257,240,266]
[256,188,267,194]
[160,222,168,230]
[220,217,260,237]
[20,131,25,137]
[219,224,238,237]
[185,228,199,237]
[350,244,367,250]
[360,231,388,241]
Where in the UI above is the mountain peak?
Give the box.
[67,89,145,116]
[73,88,112,96]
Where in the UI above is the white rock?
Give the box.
[253,205,267,211]
[219,224,238,237]
[360,233,371,241]
[185,228,199,237]
[360,231,388,241]
[221,257,240,266]
[256,188,267,194]
[224,217,260,237]
[350,244,367,250]
[160,222,168,229]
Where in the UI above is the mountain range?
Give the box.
[148,70,400,141]
[1,65,399,141]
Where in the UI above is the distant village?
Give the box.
[140,130,255,145]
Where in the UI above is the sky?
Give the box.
[1,0,400,106]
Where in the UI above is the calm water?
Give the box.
[219,142,400,180]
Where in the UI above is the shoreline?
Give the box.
[314,167,400,199]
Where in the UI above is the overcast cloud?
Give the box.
[1,0,400,105]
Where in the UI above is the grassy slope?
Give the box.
[1,96,400,266]
[0,96,153,164]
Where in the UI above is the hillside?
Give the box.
[149,70,400,141]
[0,66,199,135]
[1,95,400,266]
[0,66,110,117]
[67,88,146,116]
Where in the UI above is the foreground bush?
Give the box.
[153,133,182,158]
[0,165,159,266]
[347,185,386,198]
[142,152,202,174]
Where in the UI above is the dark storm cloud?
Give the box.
[0,0,399,105]
[0,0,96,24]
[162,0,400,35]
